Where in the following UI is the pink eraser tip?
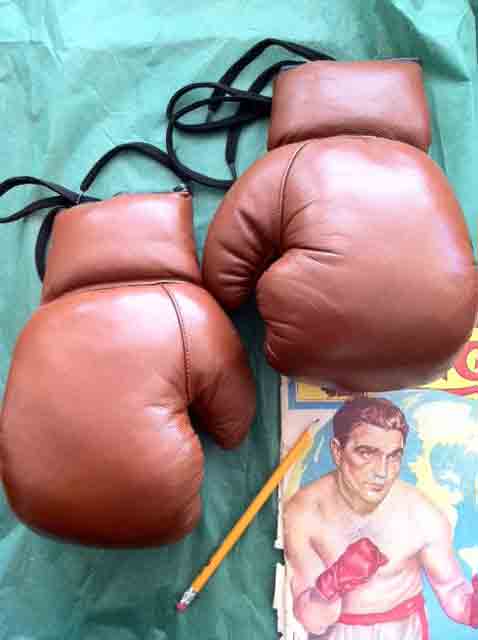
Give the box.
[176,602,188,612]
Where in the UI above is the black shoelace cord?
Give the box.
[0,176,99,280]
[166,38,335,189]
[166,83,273,189]
[207,38,335,116]
[80,141,190,193]
[223,59,303,180]
[0,142,190,281]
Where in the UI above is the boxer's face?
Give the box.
[331,423,404,509]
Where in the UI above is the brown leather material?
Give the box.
[268,60,431,152]
[202,136,477,392]
[0,194,256,547]
[42,192,201,303]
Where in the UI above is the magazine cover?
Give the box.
[274,329,478,640]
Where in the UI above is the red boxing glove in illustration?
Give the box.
[469,574,478,628]
[315,538,388,602]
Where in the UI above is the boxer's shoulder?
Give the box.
[397,481,451,542]
[284,473,335,523]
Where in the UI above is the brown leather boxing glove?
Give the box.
[0,159,256,547]
[202,60,477,392]
[315,538,388,602]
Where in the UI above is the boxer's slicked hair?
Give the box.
[333,397,409,447]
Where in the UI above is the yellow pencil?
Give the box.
[176,421,316,611]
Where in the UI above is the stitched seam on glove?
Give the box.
[160,283,192,404]
[278,140,313,252]
[47,279,190,300]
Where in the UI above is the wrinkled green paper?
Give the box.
[0,2,476,638]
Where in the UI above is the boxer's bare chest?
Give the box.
[311,492,425,569]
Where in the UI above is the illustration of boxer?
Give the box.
[284,397,478,639]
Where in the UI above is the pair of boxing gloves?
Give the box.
[0,58,476,547]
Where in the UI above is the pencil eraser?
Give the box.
[176,602,188,612]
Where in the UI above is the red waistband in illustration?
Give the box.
[338,592,425,625]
